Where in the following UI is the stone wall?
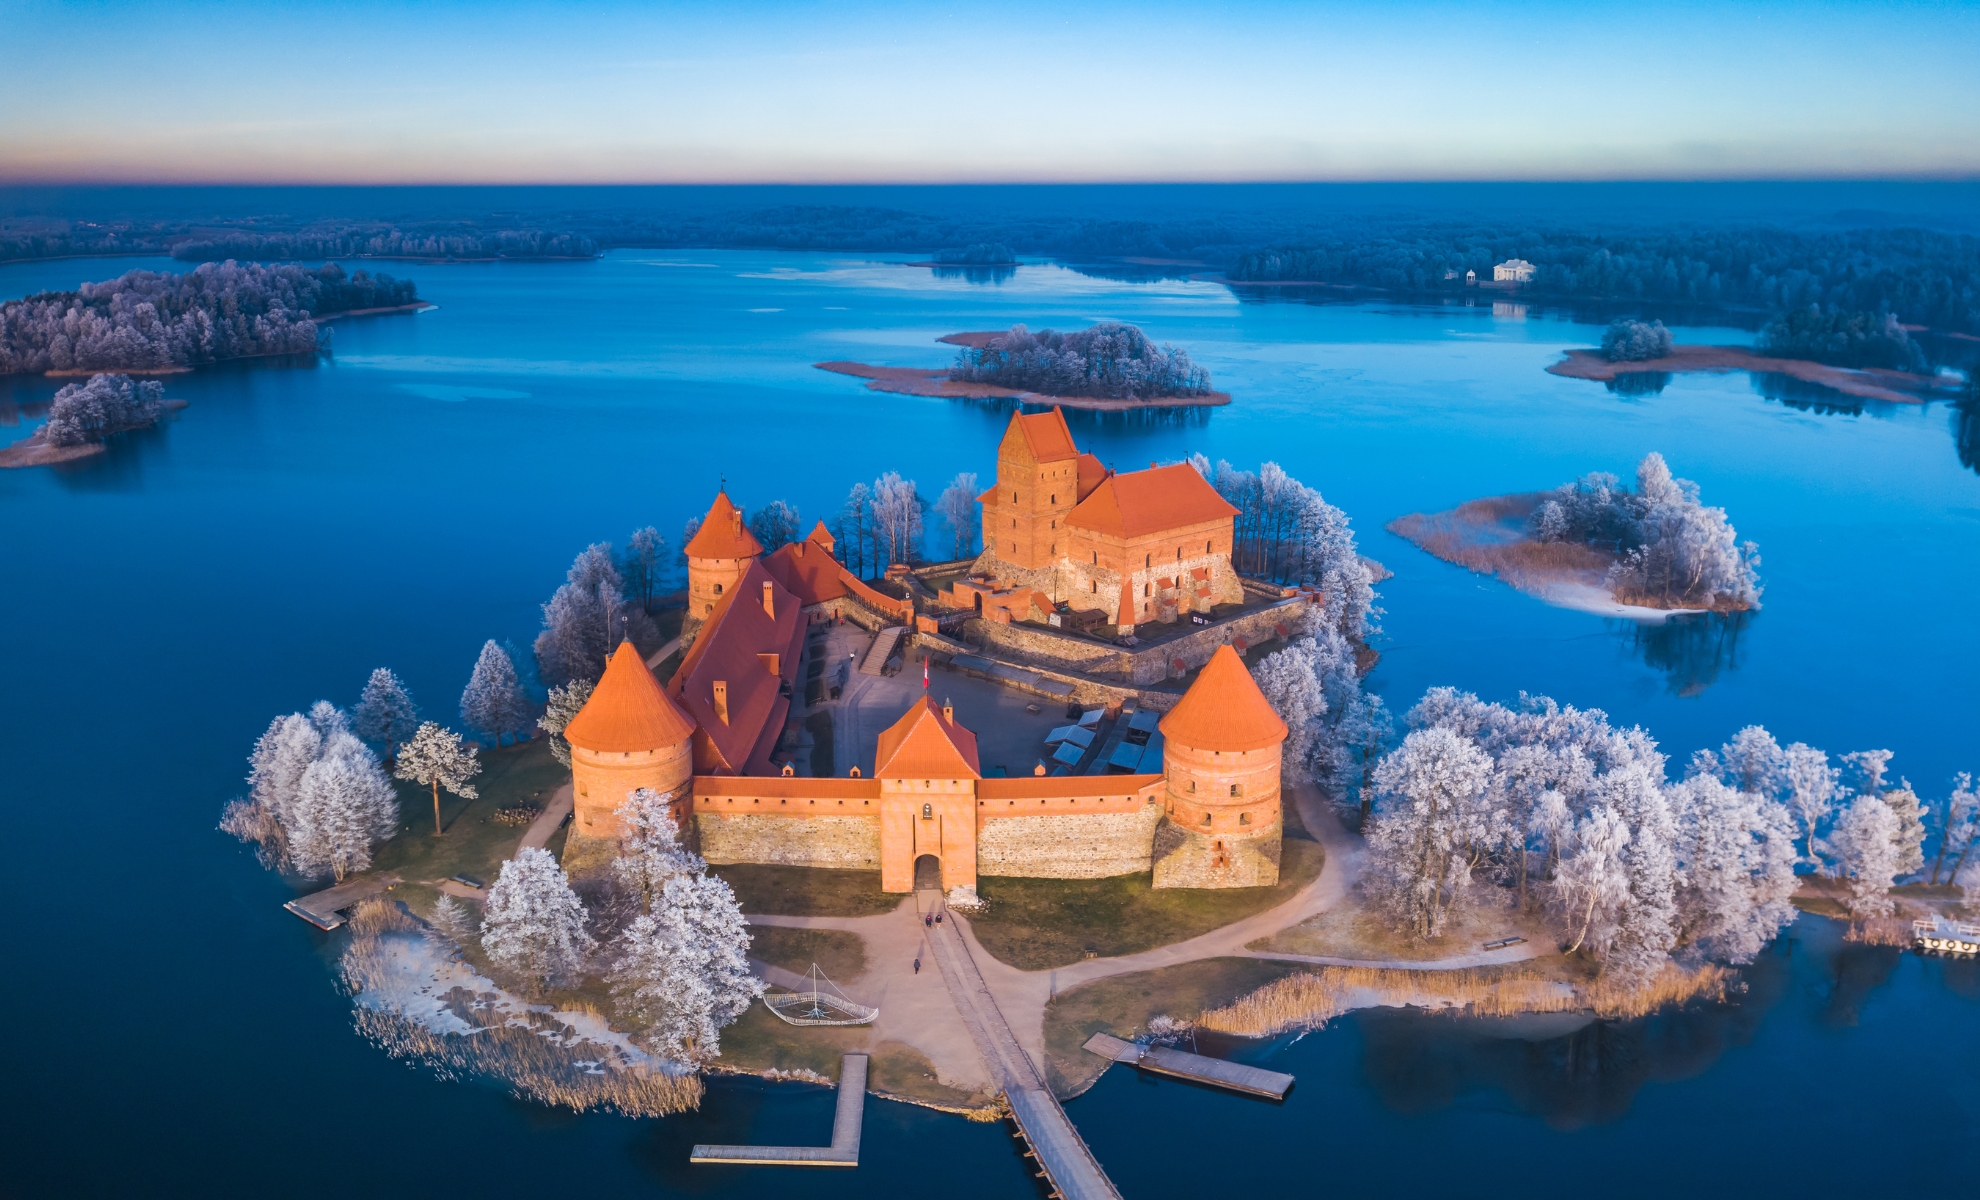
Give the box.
[1150,817,1282,889]
[696,813,881,869]
[963,597,1304,686]
[976,806,1164,879]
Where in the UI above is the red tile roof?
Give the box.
[762,532,851,606]
[669,559,804,774]
[683,491,764,559]
[1009,407,1078,463]
[874,697,981,779]
[977,775,1161,800]
[1159,644,1288,752]
[1075,452,1110,501]
[564,641,696,753]
[1067,463,1238,539]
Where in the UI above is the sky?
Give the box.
[3,0,1977,184]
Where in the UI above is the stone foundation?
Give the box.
[696,813,881,869]
[975,807,1164,879]
[1150,816,1282,889]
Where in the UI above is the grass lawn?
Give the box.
[867,1040,999,1113]
[749,926,868,981]
[968,838,1324,970]
[714,863,904,917]
[366,737,568,888]
[1041,958,1302,1098]
[715,1001,867,1079]
[1256,893,1546,961]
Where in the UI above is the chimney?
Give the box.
[759,652,780,675]
[1034,761,1047,776]
[712,680,729,725]
[797,540,807,557]
[762,580,775,619]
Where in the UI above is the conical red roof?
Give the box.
[564,641,696,752]
[683,491,764,559]
[1158,644,1288,752]
[874,697,981,779]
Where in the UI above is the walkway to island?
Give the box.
[916,889,1123,1200]
[691,1052,867,1167]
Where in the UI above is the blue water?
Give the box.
[3,251,1975,1196]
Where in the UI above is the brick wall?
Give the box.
[964,597,1304,686]
[1150,816,1282,888]
[696,813,881,869]
[977,806,1164,878]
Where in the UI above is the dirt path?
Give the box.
[742,782,1544,1085]
[518,784,572,852]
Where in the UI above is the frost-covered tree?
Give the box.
[1203,459,1377,640]
[1781,742,1842,869]
[620,526,666,611]
[871,472,924,566]
[537,678,594,767]
[612,788,705,913]
[460,640,532,748]
[308,700,350,740]
[608,872,760,1063]
[1603,763,1680,984]
[1928,773,1979,885]
[1251,610,1365,796]
[1844,750,1925,879]
[427,894,478,947]
[219,712,323,869]
[1552,805,1633,957]
[1530,453,1760,609]
[352,668,419,761]
[1600,319,1674,362]
[747,500,801,552]
[1669,774,1800,964]
[40,373,167,446]
[833,482,875,578]
[1251,637,1332,783]
[482,847,596,994]
[950,322,1212,399]
[935,472,981,559]
[393,722,480,836]
[1828,795,1901,922]
[287,732,400,880]
[1364,726,1499,939]
[1708,726,1788,796]
[534,543,659,687]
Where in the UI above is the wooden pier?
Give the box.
[691,1053,867,1167]
[919,892,1122,1200]
[282,874,399,930]
[1083,1032,1294,1100]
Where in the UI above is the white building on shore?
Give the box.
[1494,258,1536,283]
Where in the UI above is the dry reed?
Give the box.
[1195,963,1731,1038]
[340,899,703,1118]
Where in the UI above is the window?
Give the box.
[1206,540,1213,554]
[1230,783,1242,797]
[712,583,723,595]
[1051,494,1056,504]
[1239,812,1251,825]
[1187,780,1196,793]
[1145,553,1151,568]
[1091,551,1097,564]
[1012,491,1018,503]
[922,803,932,819]
[1144,583,1151,597]
[1176,548,1182,561]
[1091,581,1097,592]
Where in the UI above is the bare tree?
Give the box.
[934,472,980,559]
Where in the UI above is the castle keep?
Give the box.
[561,409,1291,897]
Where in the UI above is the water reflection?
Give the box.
[1614,610,1751,697]
[1752,371,1864,415]
[957,394,1217,434]
[930,263,1018,285]
[1605,371,1671,397]
[1354,947,1790,1131]
[1955,400,1978,474]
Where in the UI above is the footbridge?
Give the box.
[917,891,1123,1200]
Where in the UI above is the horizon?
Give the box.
[5,0,1977,186]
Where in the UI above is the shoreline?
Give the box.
[0,398,187,469]
[310,300,437,322]
[817,333,1232,410]
[1548,345,1948,405]
[1388,492,1735,619]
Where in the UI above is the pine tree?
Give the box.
[353,668,420,761]
[220,712,322,870]
[537,678,595,767]
[482,847,595,994]
[609,873,759,1063]
[460,639,531,747]
[613,789,704,914]
[1830,796,1901,922]
[394,722,481,836]
[287,732,400,880]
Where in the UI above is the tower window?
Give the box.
[1207,540,1213,553]
[712,583,723,595]
[1145,554,1151,568]
[1051,494,1056,504]
[1091,580,1097,592]
[1230,783,1242,797]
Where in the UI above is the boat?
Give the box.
[1911,915,1980,956]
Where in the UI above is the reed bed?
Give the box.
[1195,963,1731,1038]
[340,899,702,1118]
[1386,507,1613,593]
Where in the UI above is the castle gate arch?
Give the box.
[913,853,942,891]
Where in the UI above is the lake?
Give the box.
[2,251,1975,1196]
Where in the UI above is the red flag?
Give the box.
[922,657,930,689]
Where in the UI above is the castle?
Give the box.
[558,408,1291,897]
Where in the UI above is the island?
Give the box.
[816,322,1231,411]
[1388,451,1760,616]
[0,372,186,468]
[0,261,425,377]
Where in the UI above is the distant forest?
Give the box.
[0,262,415,375]
[4,200,1977,338]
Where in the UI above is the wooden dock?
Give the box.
[691,1053,866,1167]
[1083,1032,1294,1100]
[919,892,1122,1200]
[282,874,399,930]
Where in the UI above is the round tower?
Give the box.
[565,641,698,841]
[683,490,764,628]
[1153,643,1288,888]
